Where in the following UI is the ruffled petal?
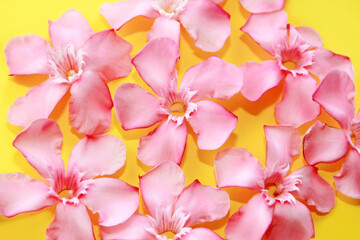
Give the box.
[275,74,320,127]
[225,193,273,240]
[46,203,95,240]
[137,121,187,166]
[147,16,180,46]
[295,26,323,48]
[49,9,94,49]
[175,180,230,226]
[215,148,264,190]
[140,161,185,217]
[180,56,243,101]
[240,0,284,13]
[69,71,113,136]
[179,0,230,52]
[188,100,237,150]
[5,34,52,75]
[182,228,223,240]
[303,121,349,165]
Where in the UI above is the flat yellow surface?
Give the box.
[1,0,360,239]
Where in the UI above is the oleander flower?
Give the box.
[5,9,132,135]
[0,119,139,239]
[114,38,242,166]
[240,0,284,13]
[240,10,354,127]
[215,125,335,240]
[100,0,230,52]
[101,161,230,239]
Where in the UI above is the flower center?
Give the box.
[169,102,187,116]
[153,0,188,18]
[349,121,360,149]
[265,183,281,198]
[282,60,297,70]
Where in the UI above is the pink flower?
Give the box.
[240,10,354,127]
[114,38,242,166]
[100,0,230,52]
[5,9,133,135]
[303,70,360,199]
[240,0,284,13]
[101,161,230,239]
[215,125,335,240]
[0,119,139,239]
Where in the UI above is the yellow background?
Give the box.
[1,0,360,239]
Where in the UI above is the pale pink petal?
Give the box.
[295,26,323,48]
[137,121,187,166]
[290,166,335,213]
[182,228,223,240]
[114,83,164,130]
[334,149,360,199]
[5,34,51,75]
[147,16,180,46]
[188,100,237,150]
[0,173,56,217]
[215,148,264,190]
[266,201,314,240]
[49,9,94,49]
[7,79,69,127]
[275,74,320,127]
[240,0,284,13]
[132,38,179,96]
[13,119,65,180]
[313,70,355,129]
[100,0,158,30]
[67,135,126,180]
[46,203,95,240]
[179,0,230,52]
[140,162,185,217]
[240,60,284,101]
[69,71,113,136]
[180,57,243,101]
[303,121,349,165]
[225,193,273,240]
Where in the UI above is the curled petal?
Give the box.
[147,17,180,47]
[182,228,223,240]
[295,26,323,48]
[240,0,284,13]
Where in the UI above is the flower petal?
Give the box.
[137,121,187,166]
[275,74,320,127]
[140,161,185,217]
[46,203,95,240]
[182,228,223,240]
[5,34,52,75]
[180,56,243,101]
[132,38,179,96]
[295,26,323,48]
[240,0,284,13]
[179,0,230,52]
[225,193,273,240]
[215,148,264,190]
[49,9,94,49]
[7,79,69,127]
[188,100,237,150]
[147,16,180,47]
[313,70,356,129]
[303,121,349,165]
[69,71,113,136]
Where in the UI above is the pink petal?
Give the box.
[114,83,164,130]
[214,148,264,190]
[140,161,185,217]
[7,79,69,127]
[5,34,51,75]
[147,17,180,46]
[179,0,230,52]
[290,166,335,213]
[275,74,320,127]
[46,203,95,240]
[132,38,179,96]
[188,100,237,150]
[303,121,349,165]
[334,149,360,199]
[180,57,243,101]
[313,70,356,129]
[49,9,94,49]
[69,71,113,136]
[80,178,139,227]
[225,193,273,240]
[240,60,284,101]
[0,173,56,217]
[295,26,323,48]
[240,0,284,13]
[266,201,314,240]
[100,0,158,30]
[82,29,132,81]
[67,135,126,180]
[13,119,65,180]
[176,180,230,226]
[182,228,223,240]
[137,121,187,166]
